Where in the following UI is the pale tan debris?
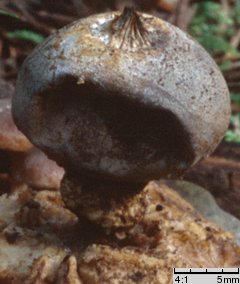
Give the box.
[56,255,83,284]
[0,182,239,284]
[17,190,78,229]
[11,148,64,190]
[0,96,32,152]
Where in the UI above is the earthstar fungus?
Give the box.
[12,8,230,223]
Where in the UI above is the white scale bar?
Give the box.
[174,268,239,274]
[173,268,240,284]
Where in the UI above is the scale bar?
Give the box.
[173,268,240,275]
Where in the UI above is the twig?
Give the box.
[224,60,240,70]
[230,28,240,49]
[71,0,92,16]
[37,11,76,26]
[10,0,54,34]
[171,0,195,30]
[220,0,230,33]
